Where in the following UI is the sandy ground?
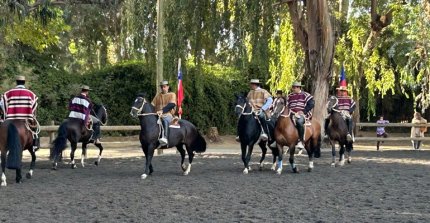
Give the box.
[0,134,429,222]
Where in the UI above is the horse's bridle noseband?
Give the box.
[235,100,254,116]
[131,97,158,117]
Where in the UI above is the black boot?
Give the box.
[296,123,305,149]
[346,118,353,142]
[258,114,269,141]
[324,118,330,140]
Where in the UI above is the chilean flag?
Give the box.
[177,59,184,117]
[339,65,347,87]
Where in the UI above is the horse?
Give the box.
[326,96,353,166]
[234,94,280,174]
[0,119,37,186]
[51,104,108,170]
[274,104,322,174]
[130,93,206,179]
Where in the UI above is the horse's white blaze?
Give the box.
[184,164,191,175]
[28,169,33,176]
[309,161,314,169]
[141,174,148,179]
[243,168,248,174]
[1,173,6,186]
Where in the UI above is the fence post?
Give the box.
[49,120,55,160]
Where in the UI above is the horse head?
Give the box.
[326,95,338,114]
[130,93,154,118]
[271,98,286,119]
[234,94,251,118]
[92,104,108,125]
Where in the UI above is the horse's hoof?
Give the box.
[81,164,85,168]
[271,165,276,171]
[141,174,148,179]
[248,166,252,171]
[243,168,249,174]
[52,166,57,170]
[347,158,352,164]
[26,173,32,179]
[336,161,345,167]
[293,167,299,173]
[259,165,263,171]
[181,164,187,171]
[71,164,77,169]
[183,171,189,176]
[16,180,22,184]
[0,182,6,187]
[94,161,99,166]
[308,168,313,172]
[330,163,335,167]
[276,170,282,175]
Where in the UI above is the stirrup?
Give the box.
[159,137,168,146]
[260,133,268,141]
[346,134,353,142]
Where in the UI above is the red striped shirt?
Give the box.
[3,86,38,119]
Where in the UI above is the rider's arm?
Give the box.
[261,97,273,111]
[162,103,176,114]
[304,98,315,113]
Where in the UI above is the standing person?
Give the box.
[376,115,389,151]
[411,112,427,150]
[152,80,177,146]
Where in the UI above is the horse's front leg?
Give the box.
[258,141,267,171]
[346,142,352,164]
[330,140,336,167]
[70,142,78,169]
[244,144,254,173]
[1,152,7,186]
[81,143,88,168]
[307,145,314,172]
[141,144,155,179]
[240,143,249,174]
[337,144,346,167]
[276,144,284,175]
[271,147,279,171]
[94,142,104,166]
[26,149,36,179]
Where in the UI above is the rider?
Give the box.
[2,76,39,151]
[324,86,356,142]
[287,81,314,150]
[68,85,97,141]
[152,80,177,147]
[270,89,285,117]
[0,94,4,123]
[236,79,272,142]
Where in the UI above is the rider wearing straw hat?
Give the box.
[236,79,273,142]
[286,81,314,150]
[152,80,177,146]
[324,85,356,142]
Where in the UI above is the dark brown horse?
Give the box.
[326,96,353,166]
[0,120,36,186]
[274,105,321,174]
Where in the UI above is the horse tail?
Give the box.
[313,134,322,158]
[191,131,207,153]
[51,122,68,160]
[6,123,22,169]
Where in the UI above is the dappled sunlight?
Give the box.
[350,156,430,166]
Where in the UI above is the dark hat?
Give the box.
[16,75,26,81]
[81,85,91,91]
[159,80,169,86]
[276,89,283,94]
[292,82,303,87]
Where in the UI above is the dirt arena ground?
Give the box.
[1,135,430,222]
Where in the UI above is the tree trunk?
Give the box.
[207,127,222,143]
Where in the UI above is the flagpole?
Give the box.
[177,58,182,119]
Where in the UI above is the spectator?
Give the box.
[376,115,389,151]
[411,112,427,150]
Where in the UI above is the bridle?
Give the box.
[327,96,341,113]
[91,105,108,125]
[131,97,158,117]
[235,99,254,116]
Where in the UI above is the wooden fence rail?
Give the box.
[38,123,430,142]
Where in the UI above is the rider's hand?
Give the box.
[298,111,304,115]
